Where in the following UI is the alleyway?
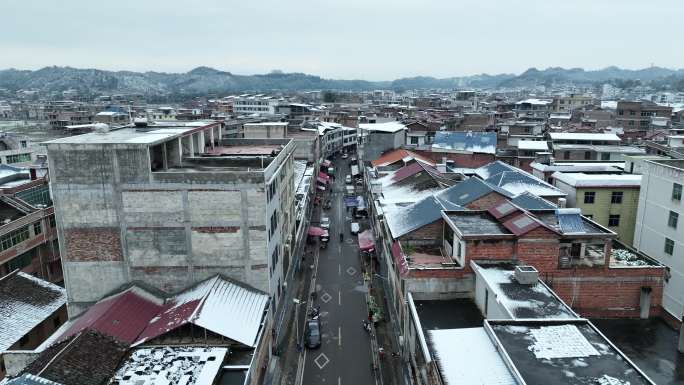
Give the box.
[301,157,376,385]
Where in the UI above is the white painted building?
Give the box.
[233,95,280,116]
[631,158,684,322]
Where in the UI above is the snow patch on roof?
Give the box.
[428,328,516,385]
[552,172,641,187]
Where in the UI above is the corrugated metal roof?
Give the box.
[511,192,557,210]
[135,275,269,347]
[385,195,463,239]
[488,201,520,219]
[58,286,164,344]
[436,177,512,206]
[371,149,435,168]
[4,374,64,385]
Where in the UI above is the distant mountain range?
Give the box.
[1,65,683,96]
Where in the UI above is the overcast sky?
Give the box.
[1,0,682,80]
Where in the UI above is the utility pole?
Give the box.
[293,298,302,343]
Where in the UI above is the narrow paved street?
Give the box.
[301,157,376,385]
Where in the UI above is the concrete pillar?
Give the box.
[639,287,652,319]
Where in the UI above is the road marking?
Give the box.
[338,377,341,385]
[338,290,341,305]
[320,291,332,303]
[346,266,357,276]
[314,353,330,369]
[338,264,341,276]
[338,326,342,347]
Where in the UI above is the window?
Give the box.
[410,136,419,145]
[601,153,610,161]
[6,153,32,164]
[664,238,674,255]
[584,151,592,160]
[673,183,682,201]
[608,214,620,227]
[584,191,596,204]
[33,222,42,235]
[49,215,56,228]
[611,191,623,204]
[0,226,30,252]
[563,151,570,160]
[629,110,636,115]
[668,211,679,229]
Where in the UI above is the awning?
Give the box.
[308,226,326,236]
[317,176,328,184]
[318,171,330,180]
[358,230,375,251]
[344,196,359,207]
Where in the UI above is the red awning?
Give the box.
[307,226,326,236]
[358,230,375,251]
[316,176,328,184]
[318,172,330,180]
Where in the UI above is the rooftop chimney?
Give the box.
[514,265,539,285]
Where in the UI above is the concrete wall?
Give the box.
[363,131,405,161]
[48,137,296,317]
[634,160,684,321]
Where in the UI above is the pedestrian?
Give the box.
[378,347,385,360]
[368,310,373,322]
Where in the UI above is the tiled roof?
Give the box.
[0,272,66,351]
[4,374,64,385]
[371,149,435,168]
[22,330,129,385]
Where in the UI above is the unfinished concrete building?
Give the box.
[45,121,296,317]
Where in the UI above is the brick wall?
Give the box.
[465,192,508,210]
[516,227,560,272]
[547,267,664,318]
[465,239,516,267]
[413,151,495,168]
[399,220,442,245]
[64,227,122,261]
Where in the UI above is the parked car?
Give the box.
[345,175,352,184]
[320,216,330,230]
[351,222,360,235]
[305,318,321,348]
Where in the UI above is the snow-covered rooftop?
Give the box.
[358,121,406,133]
[530,162,624,173]
[0,272,67,351]
[474,265,576,319]
[548,132,621,142]
[552,172,641,187]
[428,328,516,385]
[517,140,549,151]
[112,346,227,385]
[516,98,552,106]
